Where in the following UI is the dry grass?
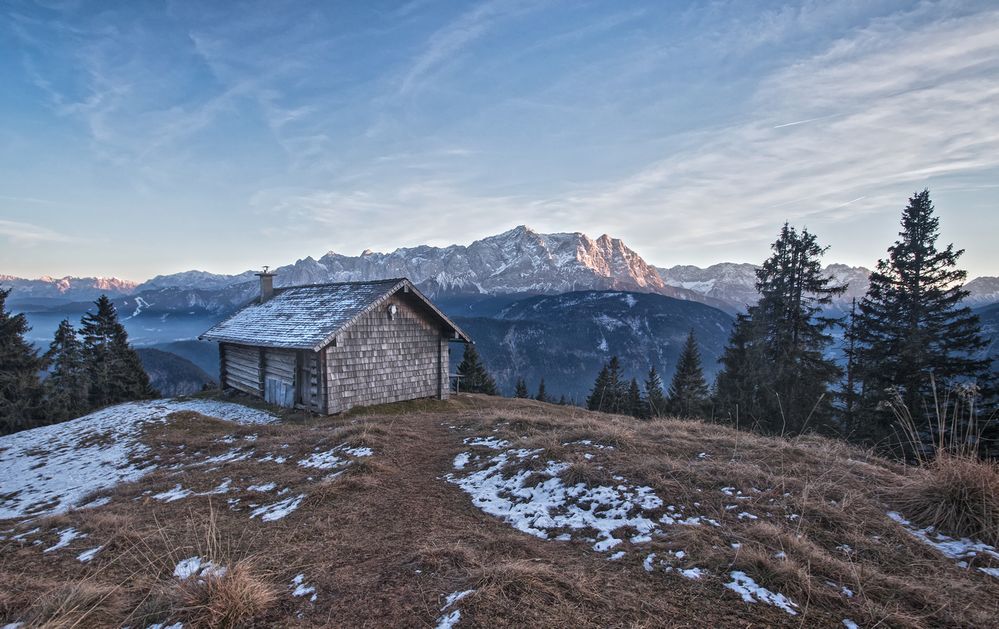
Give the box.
[894,453,999,544]
[171,560,278,628]
[22,582,124,628]
[1,393,997,627]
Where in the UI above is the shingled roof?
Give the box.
[200,278,470,351]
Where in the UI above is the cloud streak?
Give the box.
[0,220,78,245]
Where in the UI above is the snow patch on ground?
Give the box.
[447,446,662,552]
[435,589,475,629]
[44,527,85,553]
[77,545,103,563]
[290,573,318,602]
[250,494,305,522]
[725,571,798,615]
[887,511,999,578]
[463,436,509,449]
[153,484,193,503]
[174,556,227,580]
[0,399,275,520]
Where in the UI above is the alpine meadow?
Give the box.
[2,2,998,627]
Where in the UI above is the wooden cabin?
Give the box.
[200,274,470,414]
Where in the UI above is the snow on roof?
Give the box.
[200,278,469,351]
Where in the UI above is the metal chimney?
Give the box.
[256,267,276,303]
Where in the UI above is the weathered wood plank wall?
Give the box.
[221,343,261,395]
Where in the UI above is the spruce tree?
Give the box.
[456,343,498,395]
[558,394,567,405]
[80,295,155,407]
[853,190,991,443]
[605,356,625,413]
[535,378,548,403]
[839,298,860,435]
[0,288,43,434]
[587,356,626,413]
[713,313,764,426]
[627,377,644,418]
[514,377,529,398]
[667,329,710,418]
[713,224,844,434]
[644,365,668,418]
[587,365,611,411]
[43,319,91,423]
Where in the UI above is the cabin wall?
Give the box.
[325,293,448,414]
[262,348,296,408]
[220,343,322,412]
[220,343,260,396]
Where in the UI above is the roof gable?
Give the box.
[200,278,469,351]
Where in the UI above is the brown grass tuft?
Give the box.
[894,453,999,544]
[172,560,278,628]
[559,462,614,488]
[25,582,124,628]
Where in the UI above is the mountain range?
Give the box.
[6,226,996,315]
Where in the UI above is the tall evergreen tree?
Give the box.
[853,190,991,442]
[627,377,644,418]
[586,356,625,413]
[839,298,861,435]
[587,365,611,412]
[43,319,91,423]
[644,366,668,418]
[514,377,529,398]
[713,313,765,426]
[535,378,548,403]
[80,295,155,407]
[456,343,498,395]
[0,288,43,434]
[713,224,845,434]
[667,329,710,418]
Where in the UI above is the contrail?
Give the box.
[773,113,841,129]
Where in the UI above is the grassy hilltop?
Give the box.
[1,393,997,627]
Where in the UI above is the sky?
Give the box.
[1,0,998,281]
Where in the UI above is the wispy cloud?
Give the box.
[399,0,544,95]
[0,220,78,245]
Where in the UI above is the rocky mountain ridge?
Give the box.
[2,226,995,313]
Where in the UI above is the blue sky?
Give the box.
[1,0,997,280]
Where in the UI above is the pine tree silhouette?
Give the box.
[455,343,498,395]
[43,319,91,423]
[0,288,43,434]
[667,329,710,418]
[853,190,991,444]
[80,295,155,407]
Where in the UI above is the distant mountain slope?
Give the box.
[975,303,999,369]
[0,275,136,304]
[453,290,733,400]
[966,277,999,307]
[135,348,216,396]
[657,262,873,313]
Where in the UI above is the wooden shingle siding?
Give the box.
[325,294,447,414]
[221,343,261,395]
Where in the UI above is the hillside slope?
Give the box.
[454,290,732,399]
[136,348,216,396]
[1,395,996,627]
